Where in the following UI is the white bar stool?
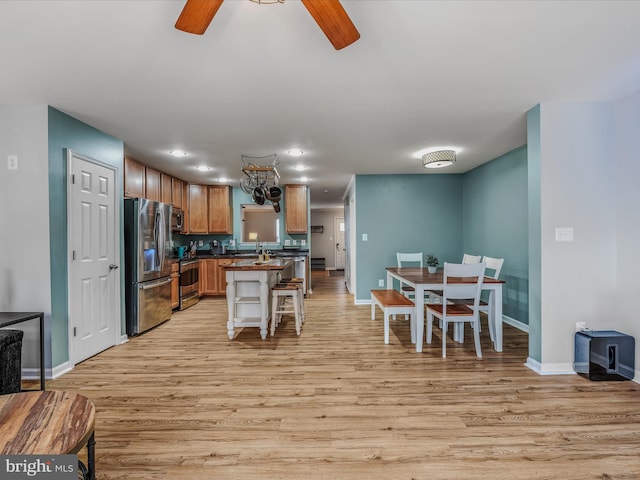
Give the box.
[279,277,305,323]
[271,283,303,336]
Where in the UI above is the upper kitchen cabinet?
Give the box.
[208,185,233,234]
[145,167,161,202]
[285,184,308,234]
[187,184,208,234]
[161,173,172,205]
[172,178,184,209]
[124,156,145,198]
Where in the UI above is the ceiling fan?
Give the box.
[175,0,360,50]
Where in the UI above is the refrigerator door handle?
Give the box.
[139,277,173,290]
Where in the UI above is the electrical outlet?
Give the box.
[301,239,306,246]
[284,239,291,246]
[8,155,18,170]
[292,239,298,245]
[362,233,368,241]
[378,279,384,287]
[198,240,203,247]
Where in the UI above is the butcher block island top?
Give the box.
[223,258,294,271]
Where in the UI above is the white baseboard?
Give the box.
[503,315,529,333]
[525,357,575,375]
[21,360,74,381]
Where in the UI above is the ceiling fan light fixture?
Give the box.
[422,150,456,169]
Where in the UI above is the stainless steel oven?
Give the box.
[179,259,199,310]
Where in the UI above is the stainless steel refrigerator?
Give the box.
[124,198,173,335]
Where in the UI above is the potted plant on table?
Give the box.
[426,254,439,274]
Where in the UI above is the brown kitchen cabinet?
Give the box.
[216,258,234,295]
[285,184,308,234]
[208,185,233,234]
[199,259,218,296]
[145,167,161,202]
[187,184,208,234]
[170,262,180,309]
[161,173,173,205]
[172,178,184,209]
[124,156,145,198]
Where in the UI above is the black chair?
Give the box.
[0,329,23,394]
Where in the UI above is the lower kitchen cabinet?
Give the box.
[200,259,218,296]
[170,262,179,309]
[217,258,233,295]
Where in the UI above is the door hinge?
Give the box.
[72,250,76,260]
[71,174,75,184]
[73,327,77,337]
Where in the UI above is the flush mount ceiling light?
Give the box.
[293,164,307,171]
[169,150,188,157]
[422,149,456,169]
[300,176,309,183]
[249,0,284,4]
[288,149,304,157]
[196,165,212,171]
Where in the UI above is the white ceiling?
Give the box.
[2,1,640,208]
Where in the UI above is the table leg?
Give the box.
[226,279,236,340]
[87,432,95,480]
[39,313,45,390]
[493,286,503,352]
[259,277,269,340]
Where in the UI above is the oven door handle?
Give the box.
[139,277,173,290]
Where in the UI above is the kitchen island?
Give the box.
[223,258,295,339]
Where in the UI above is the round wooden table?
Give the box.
[0,390,95,480]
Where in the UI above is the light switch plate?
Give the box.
[362,233,368,241]
[8,155,18,170]
[301,239,306,246]
[555,227,574,242]
[284,239,291,246]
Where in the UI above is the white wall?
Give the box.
[310,208,344,270]
[0,105,50,367]
[614,90,640,376]
[539,102,618,372]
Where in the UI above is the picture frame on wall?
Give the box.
[311,225,324,233]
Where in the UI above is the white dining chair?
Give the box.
[425,262,486,358]
[462,253,482,264]
[395,252,423,319]
[427,253,483,304]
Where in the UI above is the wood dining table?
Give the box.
[385,267,505,353]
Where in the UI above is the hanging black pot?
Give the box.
[272,201,281,213]
[268,186,282,202]
[252,186,266,205]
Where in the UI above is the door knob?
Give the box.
[109,264,119,270]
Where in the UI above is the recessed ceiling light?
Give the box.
[218,177,228,182]
[293,164,307,171]
[323,189,329,193]
[169,150,188,157]
[288,149,304,157]
[300,176,309,183]
[195,166,212,171]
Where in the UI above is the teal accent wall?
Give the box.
[48,107,124,367]
[355,174,463,300]
[462,146,528,324]
[527,105,541,362]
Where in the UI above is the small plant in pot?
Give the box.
[426,254,439,273]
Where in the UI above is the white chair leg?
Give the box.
[442,319,447,358]
[371,298,376,321]
[426,311,434,344]
[293,291,301,335]
[384,311,390,345]
[410,311,416,344]
[473,319,482,358]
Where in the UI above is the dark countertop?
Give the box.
[173,250,309,261]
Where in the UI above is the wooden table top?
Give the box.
[0,391,95,455]
[223,258,294,271]
[385,266,505,284]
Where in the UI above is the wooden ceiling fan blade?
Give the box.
[300,0,360,50]
[175,0,224,35]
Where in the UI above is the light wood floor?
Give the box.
[48,272,640,479]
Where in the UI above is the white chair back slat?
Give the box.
[397,252,423,268]
[482,256,504,279]
[462,253,482,264]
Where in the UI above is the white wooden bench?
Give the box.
[371,289,415,344]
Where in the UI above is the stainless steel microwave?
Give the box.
[171,207,183,232]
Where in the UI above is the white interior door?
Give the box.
[68,150,119,364]
[335,217,345,270]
